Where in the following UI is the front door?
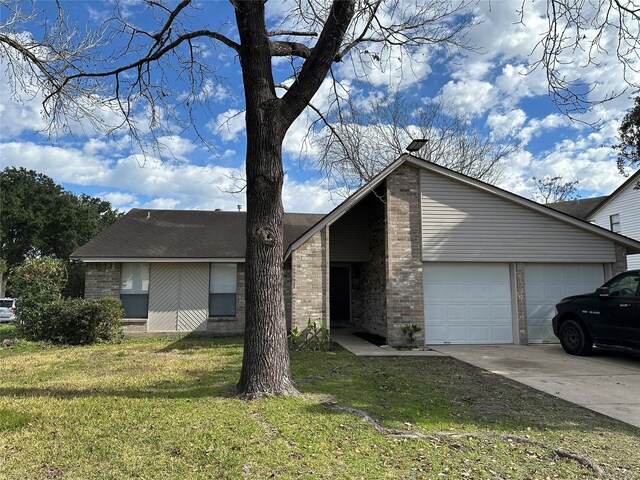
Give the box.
[330,266,351,326]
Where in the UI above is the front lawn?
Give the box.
[0,327,638,479]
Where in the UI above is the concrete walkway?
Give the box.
[331,330,444,356]
[332,332,640,429]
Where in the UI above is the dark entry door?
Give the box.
[330,266,351,326]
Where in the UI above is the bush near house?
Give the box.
[9,258,123,344]
[36,297,123,344]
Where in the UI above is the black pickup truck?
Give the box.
[552,270,640,355]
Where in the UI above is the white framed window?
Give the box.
[209,263,237,317]
[120,263,150,318]
[610,214,621,233]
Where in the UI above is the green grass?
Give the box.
[0,326,638,479]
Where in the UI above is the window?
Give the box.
[610,214,621,233]
[120,263,150,318]
[607,273,640,297]
[210,263,237,317]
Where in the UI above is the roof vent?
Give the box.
[237,205,242,211]
[146,211,151,219]
[214,208,223,212]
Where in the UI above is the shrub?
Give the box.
[289,319,330,351]
[8,258,123,344]
[36,297,123,345]
[8,258,66,336]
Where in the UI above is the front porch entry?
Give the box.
[330,265,351,327]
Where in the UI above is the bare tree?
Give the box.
[0,0,480,398]
[524,0,640,118]
[532,175,580,204]
[313,94,518,197]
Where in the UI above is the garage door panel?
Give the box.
[491,304,512,320]
[525,263,604,343]
[425,284,447,298]
[469,285,489,299]
[468,327,490,343]
[469,305,489,321]
[424,263,513,345]
[448,304,468,320]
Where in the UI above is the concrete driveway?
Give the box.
[432,344,640,429]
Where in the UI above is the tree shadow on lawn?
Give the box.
[2,342,638,439]
[294,355,640,438]
[0,364,242,400]
[155,333,244,353]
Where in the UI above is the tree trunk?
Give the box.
[235,1,297,398]
[234,0,356,398]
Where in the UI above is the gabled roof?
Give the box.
[584,169,640,219]
[71,209,324,262]
[285,155,640,257]
[284,156,408,259]
[547,196,607,220]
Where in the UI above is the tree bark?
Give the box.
[234,1,296,398]
[233,0,356,398]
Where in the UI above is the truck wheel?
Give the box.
[559,319,592,356]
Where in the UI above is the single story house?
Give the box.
[550,169,640,269]
[71,155,640,346]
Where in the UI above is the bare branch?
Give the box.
[522,0,640,117]
[267,30,319,37]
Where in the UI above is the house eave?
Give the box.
[71,257,246,263]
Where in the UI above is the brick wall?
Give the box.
[291,227,330,331]
[84,263,121,300]
[350,191,387,337]
[207,263,245,335]
[385,164,425,346]
[283,262,292,330]
[612,244,628,277]
[514,263,528,345]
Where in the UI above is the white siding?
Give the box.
[420,170,616,262]
[590,182,640,269]
[148,263,208,332]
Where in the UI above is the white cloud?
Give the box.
[517,114,572,145]
[0,138,339,213]
[283,176,335,213]
[487,109,527,138]
[208,109,245,142]
[156,135,196,162]
[98,191,137,207]
[178,79,230,103]
[450,60,493,81]
[142,197,182,210]
[435,79,496,117]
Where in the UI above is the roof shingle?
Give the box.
[71,209,325,260]
[546,196,606,220]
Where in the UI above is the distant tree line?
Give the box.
[0,167,122,297]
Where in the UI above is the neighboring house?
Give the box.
[550,169,640,270]
[71,155,640,346]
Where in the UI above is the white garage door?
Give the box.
[525,263,604,343]
[423,263,513,344]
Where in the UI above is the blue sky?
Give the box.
[0,0,638,213]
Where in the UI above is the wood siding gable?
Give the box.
[420,169,616,262]
[590,180,640,268]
